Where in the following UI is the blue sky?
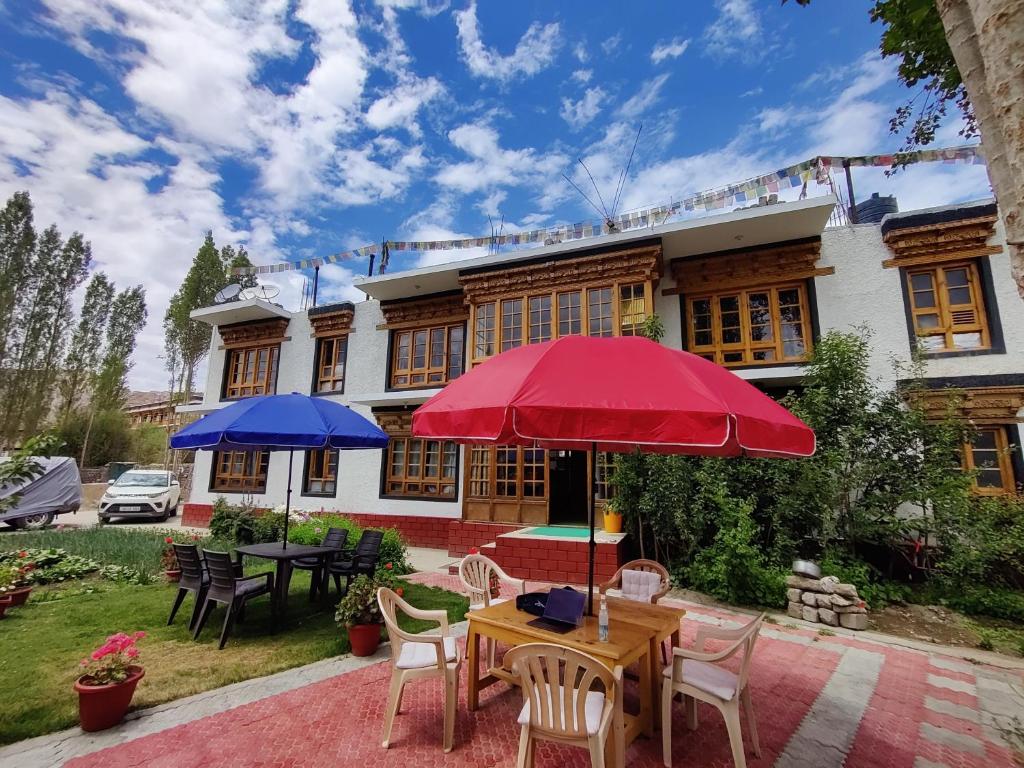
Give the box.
[0,0,993,389]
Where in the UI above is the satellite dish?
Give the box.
[238,287,259,301]
[255,283,280,300]
[214,283,241,304]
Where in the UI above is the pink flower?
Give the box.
[126,648,139,659]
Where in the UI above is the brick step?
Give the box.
[490,532,623,585]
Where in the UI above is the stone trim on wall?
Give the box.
[378,292,469,330]
[666,238,832,295]
[459,244,662,304]
[882,214,1002,269]
[308,304,354,337]
[909,385,1024,424]
[218,317,290,347]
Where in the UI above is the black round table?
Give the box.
[234,542,336,626]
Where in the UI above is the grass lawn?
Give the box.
[0,570,467,746]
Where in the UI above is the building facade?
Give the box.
[179,196,1024,559]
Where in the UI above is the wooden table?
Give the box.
[234,542,336,626]
[466,597,683,756]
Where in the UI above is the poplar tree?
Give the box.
[58,272,115,422]
[0,192,36,372]
[93,286,148,411]
[163,233,256,402]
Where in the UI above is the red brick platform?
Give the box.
[62,573,1022,768]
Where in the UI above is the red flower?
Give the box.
[18,551,26,558]
[468,547,479,555]
[396,587,404,597]
[384,562,393,570]
[164,537,174,544]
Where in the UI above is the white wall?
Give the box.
[190,213,1024,515]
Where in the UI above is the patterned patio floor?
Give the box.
[63,572,1023,768]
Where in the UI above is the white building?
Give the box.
[179,195,1024,560]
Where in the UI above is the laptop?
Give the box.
[526,587,586,634]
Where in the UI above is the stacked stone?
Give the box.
[785,574,868,630]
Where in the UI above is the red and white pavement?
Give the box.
[6,572,1023,768]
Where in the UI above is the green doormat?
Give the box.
[523,526,592,538]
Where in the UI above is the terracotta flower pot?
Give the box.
[0,595,12,618]
[74,666,145,732]
[348,623,382,656]
[5,587,31,607]
[164,569,182,583]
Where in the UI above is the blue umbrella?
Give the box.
[170,393,388,547]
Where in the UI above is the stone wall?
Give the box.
[785,574,868,630]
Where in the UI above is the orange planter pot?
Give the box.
[5,587,31,607]
[74,666,145,732]
[348,624,382,656]
[0,595,12,618]
[603,512,623,534]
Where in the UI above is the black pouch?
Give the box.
[516,592,549,616]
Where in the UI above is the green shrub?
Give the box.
[208,497,259,543]
[286,514,411,574]
[936,586,1024,623]
[818,553,910,609]
[1,527,167,573]
[685,494,786,608]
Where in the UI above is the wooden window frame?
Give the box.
[469,280,653,365]
[302,448,338,497]
[382,436,459,500]
[389,323,465,390]
[223,343,280,400]
[687,282,813,367]
[313,335,348,394]
[963,425,1016,496]
[210,450,269,494]
[467,446,548,502]
[905,261,991,354]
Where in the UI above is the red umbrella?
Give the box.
[413,335,815,610]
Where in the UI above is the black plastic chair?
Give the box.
[291,526,349,600]
[167,543,208,631]
[193,550,275,650]
[329,529,384,597]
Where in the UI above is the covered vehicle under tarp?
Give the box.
[0,456,81,529]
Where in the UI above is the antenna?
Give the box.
[214,283,241,304]
[562,123,643,233]
[610,123,642,221]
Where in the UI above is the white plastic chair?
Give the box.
[459,553,526,667]
[504,643,624,768]
[599,559,671,604]
[377,587,463,753]
[661,614,764,768]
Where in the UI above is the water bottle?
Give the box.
[598,595,609,642]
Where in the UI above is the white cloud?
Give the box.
[705,0,761,57]
[573,42,589,63]
[617,73,670,118]
[453,1,561,82]
[572,69,593,84]
[436,123,568,195]
[0,90,242,391]
[560,88,607,131]
[600,33,622,55]
[740,86,763,98]
[651,37,690,64]
[365,77,444,133]
[476,190,507,218]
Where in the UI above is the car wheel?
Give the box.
[168,504,178,517]
[154,511,169,522]
[98,515,110,524]
[14,512,53,530]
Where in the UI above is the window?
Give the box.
[963,426,1016,495]
[471,280,651,363]
[906,262,990,353]
[314,336,348,393]
[384,437,458,499]
[688,284,812,366]
[474,303,496,358]
[303,449,338,496]
[224,344,279,399]
[390,323,464,389]
[211,451,269,493]
[468,447,547,500]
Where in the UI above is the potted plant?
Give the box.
[336,571,399,657]
[0,558,34,606]
[603,497,623,534]
[161,537,181,582]
[74,631,146,731]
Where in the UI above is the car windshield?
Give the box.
[114,472,168,488]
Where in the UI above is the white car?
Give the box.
[99,470,181,523]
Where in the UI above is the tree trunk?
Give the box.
[937,0,1024,298]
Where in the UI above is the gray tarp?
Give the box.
[0,456,82,524]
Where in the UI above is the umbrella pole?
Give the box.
[588,441,597,616]
[283,449,293,549]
